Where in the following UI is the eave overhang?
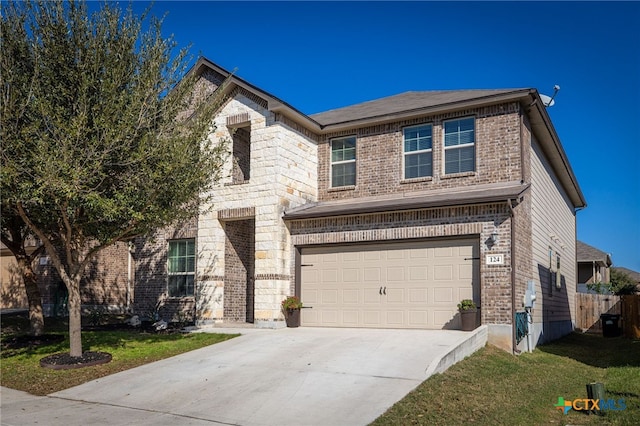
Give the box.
[284,182,530,220]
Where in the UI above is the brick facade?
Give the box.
[223,218,255,322]
[1,242,130,317]
[133,219,198,322]
[318,103,522,201]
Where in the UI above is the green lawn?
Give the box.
[1,314,238,395]
[372,333,640,425]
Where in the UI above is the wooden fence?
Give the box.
[621,295,640,339]
[576,293,640,338]
[575,293,621,333]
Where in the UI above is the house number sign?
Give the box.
[486,254,504,265]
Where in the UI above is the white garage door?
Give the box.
[300,238,479,329]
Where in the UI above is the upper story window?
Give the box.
[168,239,195,297]
[444,117,475,174]
[331,136,356,187]
[403,124,433,179]
[232,126,251,184]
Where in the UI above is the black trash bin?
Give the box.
[601,314,621,337]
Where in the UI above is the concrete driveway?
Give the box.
[1,326,487,426]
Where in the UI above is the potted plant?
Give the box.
[458,299,479,331]
[282,296,303,328]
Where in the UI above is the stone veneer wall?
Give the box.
[196,90,318,326]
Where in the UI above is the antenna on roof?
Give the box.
[540,85,560,107]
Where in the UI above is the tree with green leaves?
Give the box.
[1,0,228,357]
[609,268,637,295]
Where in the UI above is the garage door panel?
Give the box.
[408,310,429,327]
[342,252,360,262]
[321,289,338,304]
[342,268,359,282]
[342,289,359,304]
[386,266,405,281]
[322,269,339,282]
[363,268,381,282]
[304,289,319,304]
[386,288,404,303]
[302,269,319,283]
[387,249,406,260]
[386,310,404,325]
[363,288,382,304]
[301,238,478,329]
[434,310,457,327]
[408,288,428,303]
[342,311,359,325]
[409,266,427,281]
[363,311,382,326]
[320,310,339,325]
[363,251,381,261]
[434,265,453,280]
[434,287,454,303]
[435,246,453,257]
[459,263,473,280]
[459,287,473,301]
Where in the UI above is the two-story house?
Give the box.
[133,57,586,353]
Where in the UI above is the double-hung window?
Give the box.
[444,117,475,174]
[168,239,195,297]
[331,136,356,187]
[403,124,433,179]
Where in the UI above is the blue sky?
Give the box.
[128,1,639,271]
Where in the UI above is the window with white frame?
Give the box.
[331,136,356,187]
[168,239,195,297]
[403,124,433,179]
[444,117,475,174]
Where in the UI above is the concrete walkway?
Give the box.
[1,326,487,426]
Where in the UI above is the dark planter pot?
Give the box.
[285,309,301,328]
[460,308,479,331]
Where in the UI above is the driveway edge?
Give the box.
[425,325,488,377]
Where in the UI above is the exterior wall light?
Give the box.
[490,232,499,245]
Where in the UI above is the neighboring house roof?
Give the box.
[191,56,586,209]
[284,181,529,219]
[577,241,612,266]
[613,267,640,283]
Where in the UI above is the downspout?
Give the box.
[508,199,519,354]
[127,241,133,313]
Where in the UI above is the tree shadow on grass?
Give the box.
[537,332,640,368]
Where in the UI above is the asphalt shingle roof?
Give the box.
[577,241,612,265]
[309,89,525,126]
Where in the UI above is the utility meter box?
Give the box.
[524,280,537,309]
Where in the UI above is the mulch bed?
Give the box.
[40,351,112,370]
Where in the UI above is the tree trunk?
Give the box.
[66,279,83,357]
[16,254,45,336]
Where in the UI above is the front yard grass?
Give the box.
[1,313,238,396]
[373,332,640,425]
